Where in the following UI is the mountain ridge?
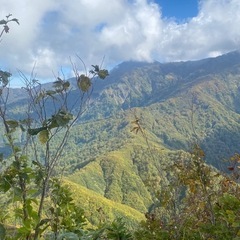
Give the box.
[2,50,240,217]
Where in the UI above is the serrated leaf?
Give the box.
[38,129,49,144]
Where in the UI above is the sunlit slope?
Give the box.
[63,178,145,226]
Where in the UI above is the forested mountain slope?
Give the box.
[65,50,240,212]
[2,50,240,217]
[64,50,240,168]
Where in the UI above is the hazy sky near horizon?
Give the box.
[0,0,240,85]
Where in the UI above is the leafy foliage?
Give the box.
[0,14,19,38]
[134,145,240,240]
[0,15,111,239]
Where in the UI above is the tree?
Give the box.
[0,14,109,239]
[134,145,240,239]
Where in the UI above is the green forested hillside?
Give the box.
[2,51,240,238]
[82,51,240,166]
[62,178,145,227]
[2,51,240,182]
[61,51,240,217]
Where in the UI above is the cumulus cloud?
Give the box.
[0,0,240,85]
[159,0,240,61]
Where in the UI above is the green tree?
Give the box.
[134,145,240,239]
[0,14,109,239]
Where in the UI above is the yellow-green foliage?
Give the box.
[68,146,153,212]
[62,178,145,227]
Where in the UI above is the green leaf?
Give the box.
[90,65,109,79]
[77,74,91,92]
[32,160,43,168]
[13,187,22,197]
[92,65,100,72]
[0,177,12,192]
[53,78,63,87]
[14,208,23,219]
[11,18,20,25]
[38,129,49,144]
[26,201,33,215]
[18,225,31,235]
[48,118,59,129]
[38,218,51,227]
[49,110,73,128]
[98,69,109,79]
[0,20,7,25]
[53,78,70,92]
[63,81,70,90]
[6,119,19,129]
[13,145,21,153]
[0,70,11,87]
[0,223,6,240]
[28,126,47,136]
[46,90,56,96]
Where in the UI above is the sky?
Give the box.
[0,0,240,86]
[157,0,198,20]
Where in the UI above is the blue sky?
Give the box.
[156,0,198,20]
[0,0,240,86]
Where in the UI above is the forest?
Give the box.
[1,15,240,240]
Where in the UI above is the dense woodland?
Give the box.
[1,15,240,239]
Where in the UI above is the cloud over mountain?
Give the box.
[0,0,240,83]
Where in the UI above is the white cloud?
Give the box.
[0,0,240,86]
[159,0,240,61]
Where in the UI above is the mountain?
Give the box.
[87,50,240,116]
[70,50,240,165]
[64,50,240,212]
[2,50,240,219]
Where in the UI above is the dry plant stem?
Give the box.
[0,28,5,39]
